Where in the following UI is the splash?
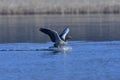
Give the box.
[41,46,72,53]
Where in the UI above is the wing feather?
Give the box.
[40,28,61,42]
[60,27,70,40]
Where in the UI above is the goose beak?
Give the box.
[67,35,72,39]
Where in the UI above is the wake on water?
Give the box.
[41,46,72,53]
[0,43,72,53]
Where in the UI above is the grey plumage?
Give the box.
[40,27,71,48]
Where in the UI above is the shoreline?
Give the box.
[0,12,120,15]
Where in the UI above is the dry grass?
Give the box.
[0,0,120,15]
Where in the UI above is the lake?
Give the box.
[0,14,120,80]
[0,41,120,80]
[0,14,120,43]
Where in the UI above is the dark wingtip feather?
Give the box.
[39,28,43,31]
[39,28,56,42]
[39,28,46,32]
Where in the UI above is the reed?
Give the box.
[0,0,120,15]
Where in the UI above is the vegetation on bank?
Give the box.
[0,3,120,15]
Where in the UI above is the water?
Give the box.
[0,14,120,42]
[0,41,120,80]
[0,13,120,80]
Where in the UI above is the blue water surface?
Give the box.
[0,41,120,80]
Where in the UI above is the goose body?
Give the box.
[40,27,71,48]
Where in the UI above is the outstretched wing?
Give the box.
[59,27,70,41]
[40,28,61,42]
